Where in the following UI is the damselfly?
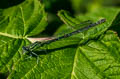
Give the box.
[23,19,106,63]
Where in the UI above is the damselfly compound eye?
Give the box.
[22,46,30,54]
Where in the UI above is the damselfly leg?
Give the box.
[22,46,40,64]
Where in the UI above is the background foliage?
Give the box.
[0,0,120,79]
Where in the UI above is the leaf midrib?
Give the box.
[70,46,79,79]
[0,32,25,39]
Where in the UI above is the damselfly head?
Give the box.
[22,46,30,54]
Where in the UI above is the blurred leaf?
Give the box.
[70,0,88,14]
[41,0,56,10]
[0,0,47,76]
[0,0,25,9]
[70,0,102,14]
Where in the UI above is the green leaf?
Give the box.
[0,0,47,75]
[76,30,120,79]
[7,7,120,79]
[0,0,47,37]
[8,30,120,79]
[1,1,120,78]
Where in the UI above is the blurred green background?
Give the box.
[41,0,120,36]
[0,0,120,36]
